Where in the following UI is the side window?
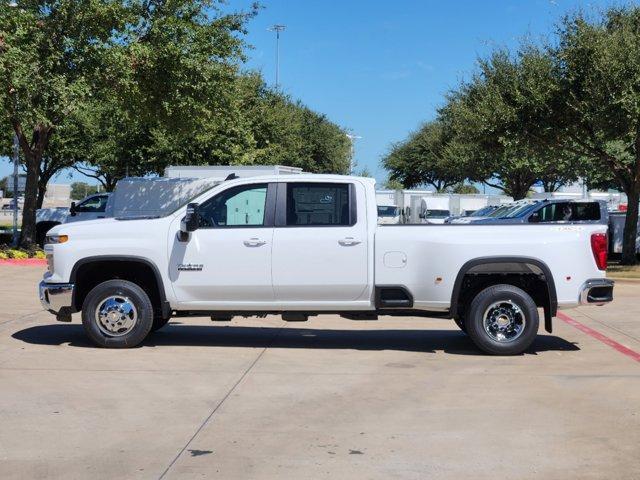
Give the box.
[199,184,267,227]
[286,183,353,226]
[76,195,108,213]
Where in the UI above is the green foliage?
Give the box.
[70,182,100,201]
[449,183,479,194]
[382,119,467,191]
[383,178,404,190]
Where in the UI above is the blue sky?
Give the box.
[0,0,623,185]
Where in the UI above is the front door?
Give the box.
[272,181,369,305]
[169,182,276,309]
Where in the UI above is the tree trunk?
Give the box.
[620,185,639,265]
[19,151,40,248]
[36,180,47,209]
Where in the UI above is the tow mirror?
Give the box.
[181,203,201,233]
[69,202,77,217]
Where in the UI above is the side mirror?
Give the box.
[181,203,201,233]
[529,212,540,223]
[69,202,77,216]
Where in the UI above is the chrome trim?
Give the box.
[579,278,614,305]
[39,281,74,313]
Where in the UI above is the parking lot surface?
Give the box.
[0,265,638,479]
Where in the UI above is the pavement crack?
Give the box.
[157,322,286,480]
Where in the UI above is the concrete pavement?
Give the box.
[0,265,638,479]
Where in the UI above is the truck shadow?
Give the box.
[12,322,580,356]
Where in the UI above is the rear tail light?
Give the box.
[590,233,608,271]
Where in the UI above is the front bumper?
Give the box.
[579,278,614,305]
[39,280,74,316]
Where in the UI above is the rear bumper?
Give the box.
[39,281,74,314]
[579,279,614,305]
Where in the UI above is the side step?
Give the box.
[282,312,309,322]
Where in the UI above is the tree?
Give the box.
[548,8,640,263]
[383,120,468,191]
[441,47,580,200]
[0,1,132,246]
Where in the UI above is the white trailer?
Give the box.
[164,165,302,180]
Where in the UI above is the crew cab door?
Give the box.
[271,181,370,306]
[169,182,276,308]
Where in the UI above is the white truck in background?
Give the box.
[40,174,614,355]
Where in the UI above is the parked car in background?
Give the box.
[377,205,401,224]
[450,199,608,225]
[36,193,111,246]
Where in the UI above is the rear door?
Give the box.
[271,181,369,305]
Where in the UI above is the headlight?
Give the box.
[46,234,68,244]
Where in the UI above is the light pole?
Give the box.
[11,133,19,246]
[346,133,362,175]
[268,24,286,88]
[9,0,19,246]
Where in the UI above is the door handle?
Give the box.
[243,238,267,247]
[338,237,362,246]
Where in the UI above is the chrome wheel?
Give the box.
[483,300,526,343]
[95,295,138,337]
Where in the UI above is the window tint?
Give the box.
[199,184,267,227]
[532,202,601,222]
[286,183,352,226]
[76,195,108,213]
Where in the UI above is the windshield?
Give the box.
[470,206,494,217]
[486,204,517,218]
[502,202,540,219]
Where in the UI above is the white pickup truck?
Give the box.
[39,174,614,355]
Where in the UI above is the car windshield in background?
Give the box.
[469,206,495,217]
[502,203,539,219]
[425,210,450,217]
[377,206,399,217]
[486,204,521,218]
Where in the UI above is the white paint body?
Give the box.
[45,175,607,313]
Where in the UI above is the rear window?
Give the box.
[532,202,601,222]
[286,183,353,226]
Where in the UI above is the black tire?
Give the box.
[454,316,467,334]
[466,284,539,355]
[81,279,153,348]
[151,316,170,332]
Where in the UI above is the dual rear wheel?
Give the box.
[455,284,539,355]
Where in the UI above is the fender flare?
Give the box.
[69,255,170,318]
[450,256,557,332]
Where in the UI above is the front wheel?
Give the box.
[81,280,154,348]
[466,284,539,355]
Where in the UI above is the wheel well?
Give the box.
[451,259,557,332]
[72,260,165,317]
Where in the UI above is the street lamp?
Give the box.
[346,133,362,175]
[267,24,286,88]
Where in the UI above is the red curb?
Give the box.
[0,258,47,266]
[557,312,640,363]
